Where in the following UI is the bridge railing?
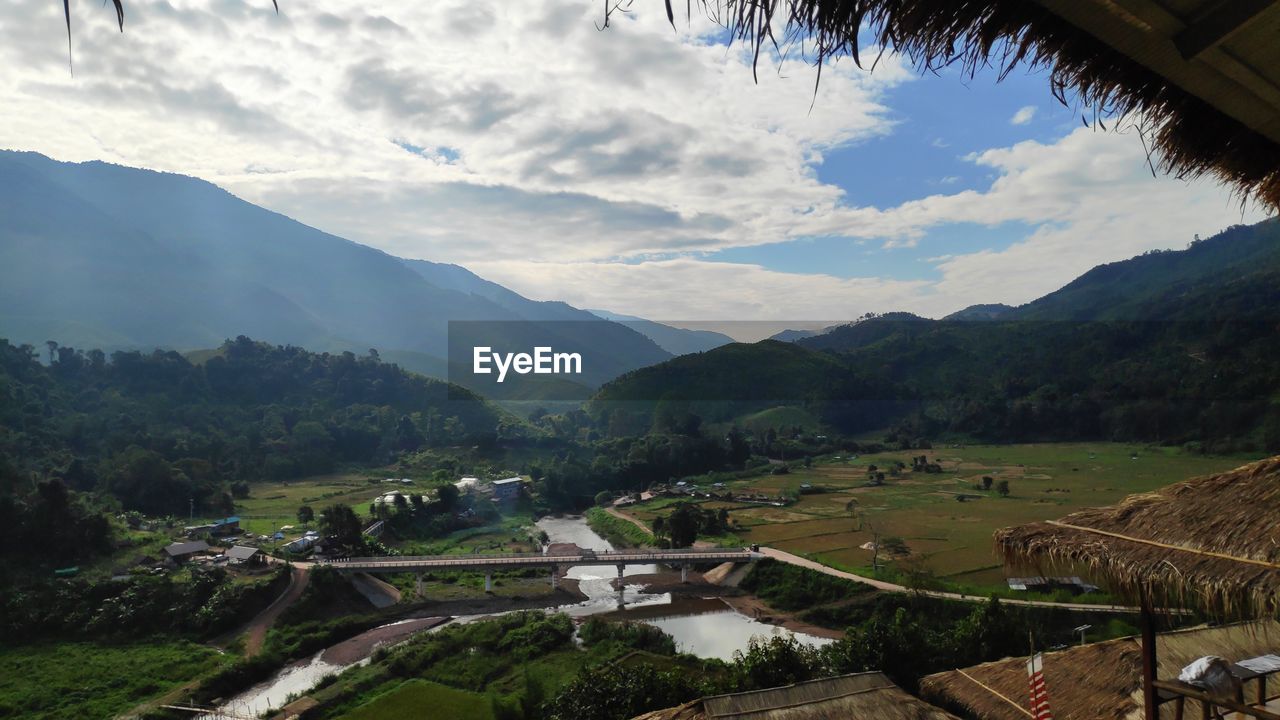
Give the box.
[320,548,757,568]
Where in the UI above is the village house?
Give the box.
[163,539,210,565]
[491,477,523,502]
[223,545,263,566]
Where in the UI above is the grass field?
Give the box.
[0,640,230,720]
[340,679,495,720]
[614,443,1261,590]
[228,473,397,537]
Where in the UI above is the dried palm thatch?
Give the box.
[652,0,1280,210]
[59,0,277,74]
[994,456,1280,618]
[633,671,959,719]
[920,621,1280,720]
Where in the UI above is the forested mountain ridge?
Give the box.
[0,336,505,521]
[592,220,1280,450]
[0,151,670,390]
[1008,221,1280,321]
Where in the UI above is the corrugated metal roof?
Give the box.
[164,540,210,557]
[225,545,260,560]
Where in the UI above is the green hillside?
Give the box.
[591,221,1280,450]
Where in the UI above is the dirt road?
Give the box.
[241,563,311,656]
[605,506,654,538]
[759,546,1147,613]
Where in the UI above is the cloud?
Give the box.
[0,0,1267,325]
[1010,105,1037,125]
[467,257,935,325]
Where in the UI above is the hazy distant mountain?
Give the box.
[943,304,1014,321]
[586,310,734,356]
[0,151,669,391]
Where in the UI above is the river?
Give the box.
[210,516,831,717]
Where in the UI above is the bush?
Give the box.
[579,619,676,655]
[739,559,873,611]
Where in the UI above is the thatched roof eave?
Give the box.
[673,0,1280,210]
[995,456,1280,618]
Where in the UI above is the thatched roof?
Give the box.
[633,671,959,719]
[671,0,1280,210]
[994,456,1280,617]
[920,621,1280,720]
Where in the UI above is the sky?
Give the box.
[0,0,1269,333]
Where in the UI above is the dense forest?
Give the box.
[0,336,503,523]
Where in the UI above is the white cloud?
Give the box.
[1010,105,1037,125]
[474,127,1266,321]
[0,0,912,263]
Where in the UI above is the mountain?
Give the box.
[586,310,734,356]
[943,304,1014,321]
[799,313,930,352]
[768,328,821,343]
[0,151,670,392]
[591,220,1280,449]
[587,340,892,434]
[1008,222,1280,321]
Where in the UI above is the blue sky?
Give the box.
[709,63,1076,282]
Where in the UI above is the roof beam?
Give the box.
[1174,0,1276,60]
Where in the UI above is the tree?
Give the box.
[594,490,612,506]
[297,505,314,524]
[996,480,1010,497]
[319,503,363,549]
[665,503,701,548]
[981,476,993,491]
[651,515,667,540]
[436,482,460,510]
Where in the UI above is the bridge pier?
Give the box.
[681,564,688,583]
[484,572,493,593]
[617,563,625,580]
[416,572,423,597]
[550,566,558,590]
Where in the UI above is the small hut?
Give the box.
[994,456,1280,718]
[921,621,1280,720]
[632,671,959,719]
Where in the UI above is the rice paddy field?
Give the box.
[619,443,1262,590]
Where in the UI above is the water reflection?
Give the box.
[536,516,833,658]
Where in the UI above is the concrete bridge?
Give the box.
[319,547,759,593]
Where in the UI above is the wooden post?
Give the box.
[1141,595,1159,720]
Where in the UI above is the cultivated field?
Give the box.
[618,443,1260,590]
